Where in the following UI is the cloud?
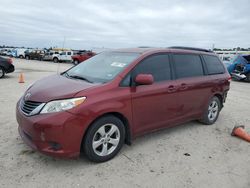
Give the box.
[0,0,249,49]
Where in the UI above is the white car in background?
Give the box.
[15,48,28,58]
[43,51,73,63]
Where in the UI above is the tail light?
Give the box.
[228,76,232,82]
[7,58,13,64]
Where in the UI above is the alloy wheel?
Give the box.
[92,123,120,157]
[208,100,219,121]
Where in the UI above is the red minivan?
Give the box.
[16,47,230,162]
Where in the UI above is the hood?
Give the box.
[25,74,100,102]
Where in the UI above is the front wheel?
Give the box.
[200,96,221,125]
[83,115,125,162]
[53,58,59,63]
[0,67,5,78]
[73,59,79,65]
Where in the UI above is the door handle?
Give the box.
[167,85,177,93]
[179,83,188,90]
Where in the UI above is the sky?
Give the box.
[0,0,250,50]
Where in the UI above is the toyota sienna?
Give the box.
[16,47,231,162]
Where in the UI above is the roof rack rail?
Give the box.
[169,46,213,53]
[137,46,153,48]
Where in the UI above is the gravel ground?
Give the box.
[0,58,250,188]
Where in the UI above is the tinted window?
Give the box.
[61,52,66,55]
[203,55,225,75]
[67,52,72,55]
[133,54,171,82]
[243,55,250,64]
[173,54,204,78]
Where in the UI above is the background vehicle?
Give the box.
[15,48,27,58]
[16,47,230,162]
[6,49,15,57]
[0,48,14,56]
[53,51,73,63]
[227,54,250,81]
[25,50,45,60]
[0,57,15,78]
[71,51,96,65]
[42,51,59,61]
[41,50,73,63]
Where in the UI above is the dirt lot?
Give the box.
[0,58,250,188]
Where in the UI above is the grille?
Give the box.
[21,100,43,115]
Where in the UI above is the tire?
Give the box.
[200,96,221,125]
[83,115,125,162]
[53,57,59,63]
[0,67,5,78]
[73,59,79,65]
[25,56,30,60]
[245,73,250,82]
[19,55,24,59]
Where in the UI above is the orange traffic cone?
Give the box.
[18,73,25,83]
[231,126,250,142]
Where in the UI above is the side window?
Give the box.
[120,74,131,87]
[243,55,250,64]
[203,55,225,75]
[133,54,171,82]
[61,52,66,55]
[67,52,72,55]
[173,54,204,78]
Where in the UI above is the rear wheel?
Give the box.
[25,56,30,60]
[200,96,221,125]
[73,59,79,65]
[0,67,5,78]
[53,57,59,63]
[245,73,250,82]
[19,55,24,59]
[83,115,125,162]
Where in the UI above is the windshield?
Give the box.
[65,51,139,83]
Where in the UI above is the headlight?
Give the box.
[40,97,86,114]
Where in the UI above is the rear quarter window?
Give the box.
[173,54,204,78]
[203,55,225,75]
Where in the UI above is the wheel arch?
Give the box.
[214,93,223,109]
[80,112,132,153]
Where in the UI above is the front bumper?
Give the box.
[16,102,87,158]
[231,72,246,80]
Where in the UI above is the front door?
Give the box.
[131,54,180,136]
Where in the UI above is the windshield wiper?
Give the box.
[66,74,93,83]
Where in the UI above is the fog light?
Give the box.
[49,142,62,151]
[40,132,45,141]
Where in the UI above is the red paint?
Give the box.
[16,48,230,158]
[71,51,96,63]
[135,74,154,85]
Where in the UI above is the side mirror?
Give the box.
[135,74,154,85]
